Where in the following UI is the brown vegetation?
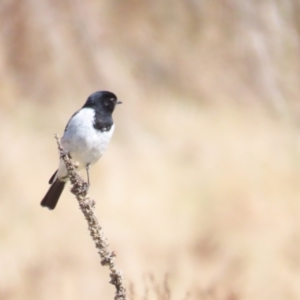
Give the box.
[1,1,300,299]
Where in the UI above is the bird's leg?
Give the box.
[86,163,91,187]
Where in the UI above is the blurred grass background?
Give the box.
[1,0,300,299]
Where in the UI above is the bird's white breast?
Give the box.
[61,108,114,169]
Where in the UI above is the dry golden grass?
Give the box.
[1,1,300,299]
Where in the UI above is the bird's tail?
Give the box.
[40,179,66,210]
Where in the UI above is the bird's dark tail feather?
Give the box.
[41,179,66,210]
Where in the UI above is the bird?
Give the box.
[41,91,121,210]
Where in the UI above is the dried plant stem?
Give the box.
[55,134,127,300]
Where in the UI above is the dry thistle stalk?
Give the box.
[55,134,127,300]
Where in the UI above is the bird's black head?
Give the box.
[83,91,121,114]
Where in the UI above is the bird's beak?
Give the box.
[116,100,122,105]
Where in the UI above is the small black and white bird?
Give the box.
[41,91,121,210]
